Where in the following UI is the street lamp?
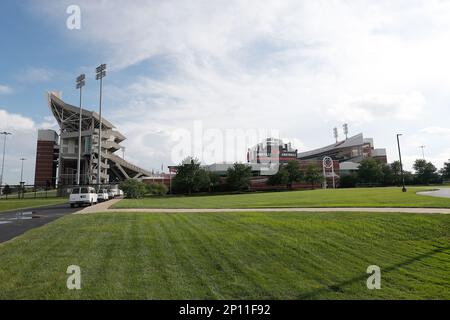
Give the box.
[95,64,106,186]
[396,134,407,192]
[19,157,26,199]
[76,74,86,186]
[0,131,12,193]
[19,158,26,183]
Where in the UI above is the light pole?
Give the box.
[419,145,425,160]
[19,157,26,199]
[20,158,26,183]
[95,64,106,186]
[0,131,12,193]
[396,134,407,192]
[76,74,86,186]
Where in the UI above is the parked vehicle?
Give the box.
[107,189,116,199]
[97,189,109,202]
[69,187,98,207]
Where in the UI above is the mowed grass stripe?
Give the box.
[113,187,450,209]
[0,211,448,299]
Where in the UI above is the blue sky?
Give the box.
[1,0,450,184]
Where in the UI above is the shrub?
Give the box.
[119,179,147,198]
[339,173,358,188]
[146,183,168,196]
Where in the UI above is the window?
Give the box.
[80,187,89,193]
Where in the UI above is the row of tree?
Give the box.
[341,158,450,187]
[171,158,251,194]
[171,158,323,194]
[120,157,450,197]
[266,161,322,189]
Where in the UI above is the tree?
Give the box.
[267,166,289,187]
[226,163,252,191]
[207,172,220,193]
[357,158,383,184]
[267,160,303,189]
[339,173,358,188]
[119,179,147,198]
[390,161,402,186]
[440,160,450,180]
[413,159,439,185]
[304,163,322,189]
[380,163,394,186]
[2,184,11,196]
[172,157,210,194]
[146,183,168,196]
[284,160,303,188]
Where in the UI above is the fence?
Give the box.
[0,184,120,200]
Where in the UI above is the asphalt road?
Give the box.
[417,188,450,199]
[0,203,79,243]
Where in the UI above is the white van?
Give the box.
[97,189,109,202]
[69,187,98,207]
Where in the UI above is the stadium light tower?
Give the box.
[396,134,407,192]
[95,64,106,186]
[343,123,348,140]
[333,127,338,143]
[0,131,12,192]
[76,74,86,186]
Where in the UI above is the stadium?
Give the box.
[34,93,151,189]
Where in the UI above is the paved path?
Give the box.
[77,199,450,215]
[417,188,450,199]
[0,203,78,243]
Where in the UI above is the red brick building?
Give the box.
[34,130,59,187]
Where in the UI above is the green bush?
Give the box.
[146,183,168,196]
[119,179,147,198]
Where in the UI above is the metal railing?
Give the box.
[0,183,120,199]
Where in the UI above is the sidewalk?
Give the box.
[76,200,450,215]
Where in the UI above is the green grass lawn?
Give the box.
[114,187,450,209]
[0,211,448,299]
[0,198,67,213]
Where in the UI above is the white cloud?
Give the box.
[421,126,450,136]
[0,109,37,185]
[0,85,13,95]
[29,0,450,170]
[330,92,426,123]
[17,67,53,83]
[0,109,35,131]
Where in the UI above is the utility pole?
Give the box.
[95,64,106,186]
[396,134,407,192]
[76,74,85,186]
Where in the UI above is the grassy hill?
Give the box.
[0,211,448,299]
[113,187,450,209]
